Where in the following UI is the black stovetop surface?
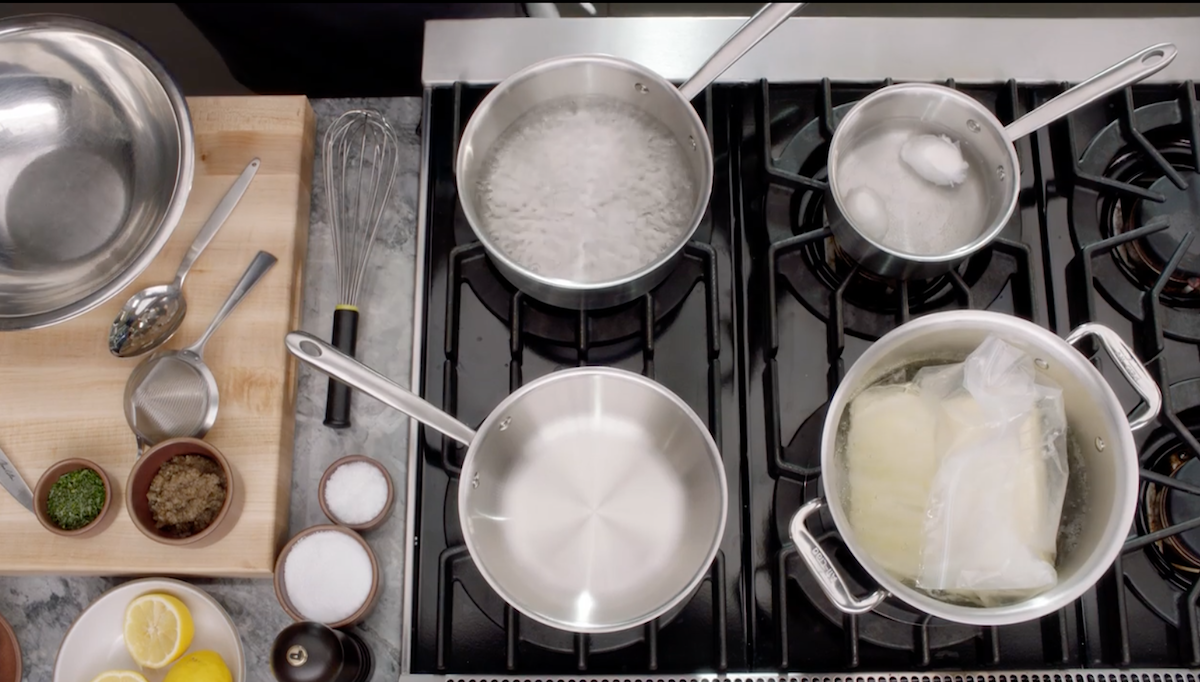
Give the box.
[411,78,1200,674]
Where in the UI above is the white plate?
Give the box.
[54,578,245,682]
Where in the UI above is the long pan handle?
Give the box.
[287,331,477,446]
[678,3,805,101]
[1003,43,1177,142]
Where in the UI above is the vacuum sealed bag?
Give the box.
[912,335,1069,605]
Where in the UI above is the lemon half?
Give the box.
[163,650,233,682]
[123,593,195,669]
[90,672,149,682]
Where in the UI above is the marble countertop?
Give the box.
[0,96,423,682]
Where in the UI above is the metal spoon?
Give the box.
[124,250,277,454]
[108,158,261,358]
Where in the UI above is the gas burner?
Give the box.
[1128,378,1200,626]
[1104,141,1200,302]
[766,103,1011,340]
[1137,391,1200,590]
[1071,97,1200,342]
[442,478,688,654]
[455,246,702,348]
[772,476,978,651]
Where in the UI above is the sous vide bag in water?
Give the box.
[913,335,1069,605]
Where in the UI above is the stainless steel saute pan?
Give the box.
[285,332,728,634]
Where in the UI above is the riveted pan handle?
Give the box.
[1066,323,1162,431]
[789,498,889,615]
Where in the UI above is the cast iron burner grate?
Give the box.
[757,80,1028,341]
[1067,83,1200,342]
[743,78,1056,670]
[412,83,744,675]
[1059,80,1200,667]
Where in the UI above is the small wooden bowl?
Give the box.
[318,455,394,531]
[0,609,19,682]
[126,437,235,546]
[274,524,380,629]
[33,458,114,538]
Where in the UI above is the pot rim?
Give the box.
[453,52,715,295]
[826,82,1021,266]
[457,365,729,634]
[818,310,1139,626]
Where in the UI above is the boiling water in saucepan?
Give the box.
[475,95,697,284]
[835,119,996,257]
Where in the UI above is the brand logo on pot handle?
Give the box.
[810,546,840,585]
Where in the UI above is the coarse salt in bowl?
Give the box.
[274,524,380,628]
[318,455,394,531]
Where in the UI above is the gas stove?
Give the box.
[406,16,1200,681]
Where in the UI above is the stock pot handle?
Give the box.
[1065,323,1162,431]
[788,498,889,615]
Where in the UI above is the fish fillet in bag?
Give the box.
[914,336,1069,604]
[845,383,940,581]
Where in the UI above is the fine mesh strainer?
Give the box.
[124,251,277,451]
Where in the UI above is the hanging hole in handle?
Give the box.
[298,340,322,357]
[1142,49,1166,65]
[250,160,260,168]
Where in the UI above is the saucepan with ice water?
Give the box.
[456,3,803,309]
[789,311,1161,625]
[827,43,1176,279]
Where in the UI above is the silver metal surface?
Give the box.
[825,43,1174,279]
[456,4,802,310]
[456,54,712,309]
[287,332,477,446]
[124,251,276,449]
[1066,323,1163,431]
[0,442,33,512]
[1004,43,1178,141]
[788,498,887,614]
[326,109,400,308]
[677,3,804,100]
[286,331,727,635]
[401,91,434,676]
[413,672,1199,682]
[108,158,260,358]
[794,311,1150,626]
[825,82,1018,279]
[423,17,1200,86]
[0,15,194,331]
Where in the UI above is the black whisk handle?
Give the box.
[323,307,360,429]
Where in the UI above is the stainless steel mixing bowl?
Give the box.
[0,15,194,330]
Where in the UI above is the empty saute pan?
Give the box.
[285,332,728,634]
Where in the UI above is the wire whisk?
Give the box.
[322,109,400,428]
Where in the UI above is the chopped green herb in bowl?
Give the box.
[46,468,106,531]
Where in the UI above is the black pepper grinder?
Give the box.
[271,621,373,682]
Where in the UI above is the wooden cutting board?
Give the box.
[0,96,315,576]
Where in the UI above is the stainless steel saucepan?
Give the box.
[456,3,803,309]
[285,332,728,634]
[827,43,1177,279]
[789,311,1161,626]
